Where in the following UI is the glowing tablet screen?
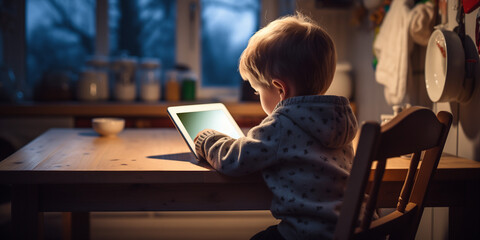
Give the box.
[177,110,243,140]
[167,103,245,158]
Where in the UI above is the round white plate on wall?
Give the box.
[425,29,466,102]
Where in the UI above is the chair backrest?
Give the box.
[334,106,453,240]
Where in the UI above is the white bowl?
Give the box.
[425,29,465,102]
[92,118,125,137]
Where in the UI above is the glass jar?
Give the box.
[181,70,196,101]
[77,68,108,101]
[111,57,137,101]
[85,56,110,100]
[165,70,180,102]
[138,58,161,102]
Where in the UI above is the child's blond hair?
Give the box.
[239,13,336,95]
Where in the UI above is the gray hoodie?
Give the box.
[195,95,358,240]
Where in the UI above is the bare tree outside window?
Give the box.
[201,0,259,87]
[26,0,176,100]
[136,0,176,71]
[27,0,95,99]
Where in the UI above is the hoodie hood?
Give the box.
[274,95,358,149]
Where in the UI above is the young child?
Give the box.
[194,13,358,240]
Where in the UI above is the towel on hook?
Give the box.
[373,0,415,106]
[410,1,435,46]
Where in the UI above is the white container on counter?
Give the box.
[114,83,136,101]
[112,57,137,101]
[138,58,161,102]
[85,55,110,100]
[77,69,109,101]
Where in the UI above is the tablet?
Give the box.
[167,103,245,158]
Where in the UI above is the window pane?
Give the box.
[201,0,259,87]
[27,0,95,90]
[109,0,176,71]
[26,0,176,101]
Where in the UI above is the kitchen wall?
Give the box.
[417,0,480,162]
[301,0,480,159]
[0,1,476,238]
[299,0,479,239]
[453,6,480,161]
[297,0,394,122]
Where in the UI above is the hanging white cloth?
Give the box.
[410,1,435,46]
[373,0,415,105]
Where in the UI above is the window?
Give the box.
[179,0,294,100]
[26,0,176,97]
[108,0,176,71]
[201,0,259,88]
[176,0,262,100]
[12,0,295,101]
[26,0,95,87]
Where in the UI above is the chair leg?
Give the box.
[62,212,90,240]
[11,184,44,240]
[448,181,480,240]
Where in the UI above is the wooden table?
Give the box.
[0,128,479,239]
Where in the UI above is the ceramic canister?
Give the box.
[77,69,108,101]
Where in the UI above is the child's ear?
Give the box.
[272,79,290,101]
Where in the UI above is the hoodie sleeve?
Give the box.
[194,116,282,176]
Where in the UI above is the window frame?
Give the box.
[175,0,282,101]
[3,0,285,102]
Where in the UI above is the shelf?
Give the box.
[0,101,267,128]
[0,100,355,128]
[0,101,266,118]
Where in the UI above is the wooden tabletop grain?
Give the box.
[0,128,479,185]
[0,128,260,184]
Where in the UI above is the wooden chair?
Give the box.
[334,106,453,240]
